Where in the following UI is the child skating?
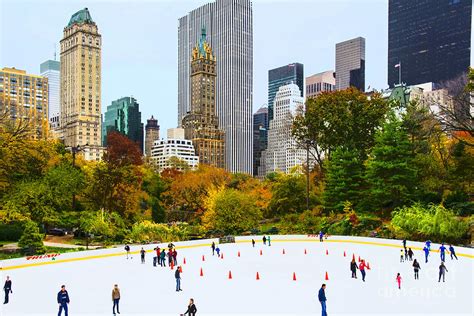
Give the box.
[396,273,402,289]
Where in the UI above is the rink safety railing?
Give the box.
[1,236,473,271]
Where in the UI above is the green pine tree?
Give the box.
[18,221,46,255]
[365,112,418,213]
[323,147,366,212]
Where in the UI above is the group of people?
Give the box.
[211,242,221,256]
[349,258,368,281]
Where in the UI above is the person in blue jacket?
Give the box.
[425,240,431,251]
[423,246,430,263]
[318,284,327,316]
[57,285,70,316]
[216,246,221,257]
[448,245,458,260]
[319,231,324,242]
[439,244,447,262]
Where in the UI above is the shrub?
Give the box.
[129,221,188,243]
[0,222,24,241]
[18,221,46,255]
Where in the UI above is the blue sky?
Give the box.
[1,0,473,134]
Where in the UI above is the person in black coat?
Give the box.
[318,284,327,316]
[408,248,414,261]
[183,298,197,315]
[3,276,12,304]
[211,242,216,255]
[175,266,182,291]
[57,285,70,316]
[350,259,358,279]
[413,259,421,280]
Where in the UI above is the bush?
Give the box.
[129,221,188,243]
[0,222,24,241]
[391,203,469,243]
[18,221,46,255]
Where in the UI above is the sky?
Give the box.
[1,0,473,134]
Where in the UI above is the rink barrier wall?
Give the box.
[1,235,473,271]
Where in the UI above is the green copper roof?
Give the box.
[198,27,207,56]
[67,8,94,27]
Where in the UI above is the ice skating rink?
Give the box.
[1,235,473,316]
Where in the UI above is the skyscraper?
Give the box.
[60,8,102,161]
[260,83,306,176]
[40,60,60,130]
[268,63,304,122]
[102,96,144,153]
[145,115,160,157]
[178,0,253,174]
[0,67,49,139]
[335,37,365,91]
[306,71,335,99]
[253,106,268,176]
[182,28,225,169]
[388,0,472,87]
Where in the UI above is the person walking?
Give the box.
[359,260,367,282]
[3,276,12,304]
[318,284,327,316]
[439,244,447,262]
[438,262,448,282]
[350,259,358,279]
[216,246,221,257]
[57,285,70,316]
[425,240,432,251]
[404,248,408,261]
[160,249,166,267]
[211,242,216,256]
[252,239,255,247]
[319,231,324,242]
[124,245,131,259]
[112,284,120,315]
[262,236,267,245]
[423,246,430,263]
[448,245,458,260]
[140,247,146,264]
[396,273,402,289]
[183,298,197,315]
[400,249,404,262]
[175,266,182,291]
[413,259,421,280]
[408,248,414,261]
[267,236,271,246]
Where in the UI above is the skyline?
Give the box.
[1,0,473,135]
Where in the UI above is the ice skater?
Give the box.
[318,284,327,316]
[216,246,221,257]
[268,236,271,246]
[57,285,70,316]
[350,258,358,279]
[112,284,120,315]
[402,239,406,250]
[262,236,267,245]
[400,249,404,262]
[319,231,324,242]
[211,242,216,255]
[438,262,448,282]
[252,239,255,247]
[175,266,182,291]
[183,298,197,315]
[449,245,458,260]
[425,240,431,251]
[408,248,414,261]
[173,249,178,265]
[404,248,408,261]
[359,259,367,282]
[439,244,447,262]
[3,276,12,304]
[160,249,166,267]
[413,259,421,280]
[423,246,430,263]
[140,247,146,264]
[125,245,131,259]
[396,273,402,289]
[168,249,173,266]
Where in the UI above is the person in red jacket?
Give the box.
[396,273,402,289]
[359,260,367,282]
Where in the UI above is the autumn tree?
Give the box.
[104,131,142,167]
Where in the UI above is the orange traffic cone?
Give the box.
[367,262,371,270]
[179,266,183,273]
[256,272,260,280]
[238,251,240,257]
[202,255,205,261]
[221,253,224,259]
[260,250,263,256]
[282,249,285,255]
[352,253,355,261]
[228,270,232,279]
[304,249,307,254]
[326,249,328,255]
[293,272,297,281]
[325,271,329,280]
[358,256,361,262]
[183,257,186,264]
[344,251,346,257]
[200,267,203,276]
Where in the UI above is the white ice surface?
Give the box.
[1,235,473,316]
